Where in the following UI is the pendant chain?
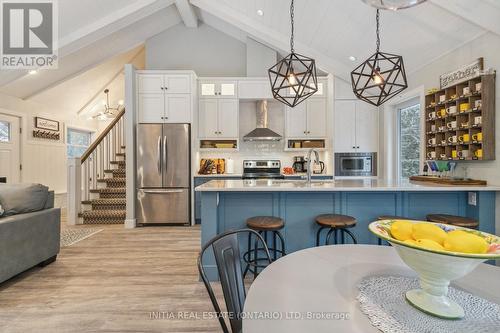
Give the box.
[376,9,380,53]
[290,0,295,53]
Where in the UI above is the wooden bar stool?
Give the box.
[376,215,418,245]
[315,214,357,246]
[243,216,286,279]
[426,214,479,229]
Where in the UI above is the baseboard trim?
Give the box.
[124,218,136,229]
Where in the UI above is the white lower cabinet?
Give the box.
[334,100,378,152]
[286,98,327,138]
[198,99,238,139]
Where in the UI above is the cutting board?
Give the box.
[409,176,487,186]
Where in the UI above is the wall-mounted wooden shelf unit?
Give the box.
[425,74,495,161]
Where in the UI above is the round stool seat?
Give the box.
[246,216,284,230]
[378,215,417,221]
[426,214,478,228]
[315,214,356,228]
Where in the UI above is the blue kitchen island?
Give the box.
[196,179,499,280]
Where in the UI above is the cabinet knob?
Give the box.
[160,87,164,90]
[165,86,168,90]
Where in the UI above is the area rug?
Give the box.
[60,228,103,247]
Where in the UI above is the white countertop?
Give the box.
[194,173,333,178]
[195,178,500,192]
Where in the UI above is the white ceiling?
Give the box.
[1,0,498,118]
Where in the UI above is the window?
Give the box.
[0,120,10,142]
[67,128,92,158]
[398,98,421,179]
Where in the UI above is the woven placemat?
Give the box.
[357,276,500,333]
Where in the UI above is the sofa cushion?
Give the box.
[0,183,49,217]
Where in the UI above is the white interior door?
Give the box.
[0,114,21,183]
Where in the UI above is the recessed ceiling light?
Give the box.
[256,9,264,16]
[28,70,38,75]
[349,56,357,62]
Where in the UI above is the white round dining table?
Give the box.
[242,245,500,333]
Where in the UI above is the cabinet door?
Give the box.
[219,81,238,98]
[165,75,190,94]
[306,98,327,137]
[138,94,165,123]
[355,101,378,152]
[165,94,191,123]
[218,99,239,138]
[334,100,356,152]
[199,82,217,98]
[238,80,272,99]
[198,99,219,138]
[137,74,164,94]
[286,103,307,138]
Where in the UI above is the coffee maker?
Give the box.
[292,156,307,172]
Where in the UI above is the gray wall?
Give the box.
[146,23,247,76]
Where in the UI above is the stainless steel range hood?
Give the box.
[243,100,282,141]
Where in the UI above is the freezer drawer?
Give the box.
[137,189,189,224]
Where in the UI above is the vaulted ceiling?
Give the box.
[1,0,499,117]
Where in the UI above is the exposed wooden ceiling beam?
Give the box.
[429,0,500,36]
[190,0,352,81]
[175,0,198,28]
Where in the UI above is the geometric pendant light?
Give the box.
[268,0,318,108]
[350,9,408,106]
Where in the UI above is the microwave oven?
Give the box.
[335,153,377,177]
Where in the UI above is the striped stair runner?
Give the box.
[79,149,126,224]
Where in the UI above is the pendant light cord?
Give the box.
[375,9,380,53]
[290,0,295,53]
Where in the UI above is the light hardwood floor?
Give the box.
[0,218,226,333]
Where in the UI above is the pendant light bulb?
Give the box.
[287,72,298,86]
[372,67,383,85]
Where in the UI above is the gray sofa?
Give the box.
[0,184,61,284]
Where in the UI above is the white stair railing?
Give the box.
[67,110,125,225]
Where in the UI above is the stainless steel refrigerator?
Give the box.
[136,124,190,225]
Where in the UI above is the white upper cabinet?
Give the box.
[334,100,378,153]
[286,98,327,138]
[199,80,237,98]
[238,79,273,99]
[288,78,327,98]
[136,72,193,123]
[198,99,239,139]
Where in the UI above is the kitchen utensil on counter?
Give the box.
[283,167,294,175]
[312,161,325,174]
[292,156,307,173]
[198,158,225,174]
[226,158,235,174]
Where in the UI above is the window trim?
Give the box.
[396,97,421,180]
[66,126,95,158]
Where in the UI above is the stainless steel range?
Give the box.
[242,160,285,179]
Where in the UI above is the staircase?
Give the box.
[76,109,127,224]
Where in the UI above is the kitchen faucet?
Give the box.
[306,148,320,184]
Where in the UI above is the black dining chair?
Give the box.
[198,229,272,333]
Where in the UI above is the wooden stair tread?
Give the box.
[90,187,126,193]
[110,160,125,165]
[82,198,126,205]
[115,153,125,156]
[79,210,126,218]
[97,178,126,183]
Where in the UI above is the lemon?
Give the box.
[415,239,445,251]
[403,239,419,246]
[443,230,489,254]
[412,223,448,245]
[390,220,414,241]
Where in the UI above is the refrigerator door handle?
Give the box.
[157,136,162,175]
[163,135,168,173]
[142,189,184,194]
